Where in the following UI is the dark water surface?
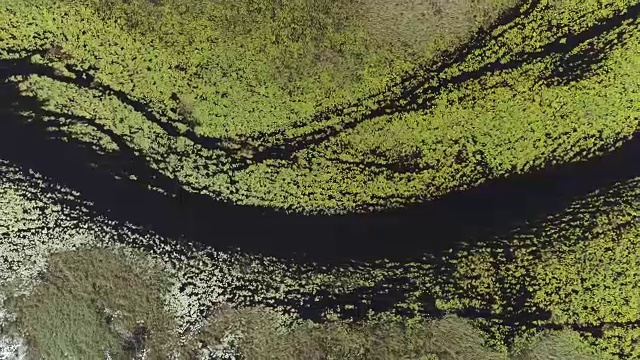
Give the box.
[1,91,638,265]
[3,0,640,265]
[2,3,640,347]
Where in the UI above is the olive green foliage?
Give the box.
[352,0,518,58]
[186,308,508,360]
[0,244,596,360]
[234,177,638,360]
[4,0,638,213]
[0,162,635,359]
[431,177,640,359]
[510,329,601,360]
[1,247,179,359]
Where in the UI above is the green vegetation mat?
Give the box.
[1,0,640,358]
[2,0,638,213]
[1,165,638,358]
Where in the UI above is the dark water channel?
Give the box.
[2,0,639,266]
[2,51,640,346]
[1,91,639,265]
[2,97,638,340]
[2,1,640,345]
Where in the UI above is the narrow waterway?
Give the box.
[1,90,638,265]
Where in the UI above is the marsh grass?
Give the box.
[141,300,601,360]
[1,247,180,359]
[160,305,509,360]
[510,329,604,360]
[8,0,638,214]
[350,0,520,59]
[0,245,605,359]
[78,0,520,127]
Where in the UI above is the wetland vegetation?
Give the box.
[1,0,640,358]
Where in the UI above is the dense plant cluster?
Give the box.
[1,0,640,358]
[1,157,638,358]
[432,176,640,358]
[2,0,638,213]
[2,248,177,359]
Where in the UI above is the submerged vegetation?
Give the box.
[1,0,640,359]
